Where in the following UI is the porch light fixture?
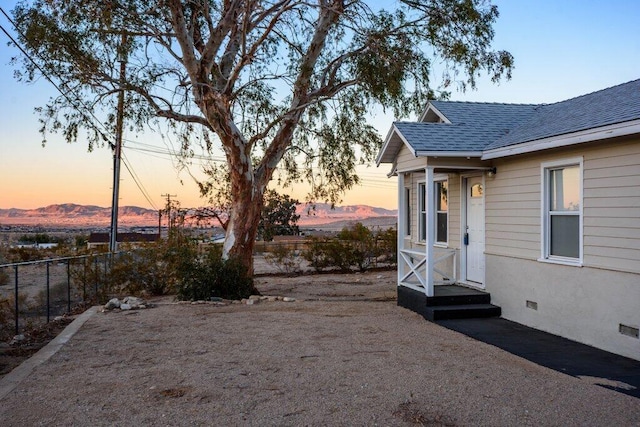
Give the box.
[487,167,497,177]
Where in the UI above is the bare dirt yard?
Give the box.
[1,270,639,426]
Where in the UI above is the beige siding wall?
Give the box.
[485,157,541,259]
[583,138,640,273]
[447,174,461,250]
[486,137,640,274]
[396,144,427,172]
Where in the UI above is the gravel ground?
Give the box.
[0,270,639,426]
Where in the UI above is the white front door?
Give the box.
[465,176,485,285]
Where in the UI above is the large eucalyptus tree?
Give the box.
[12,0,512,273]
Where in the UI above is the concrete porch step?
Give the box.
[425,303,502,321]
[397,285,502,321]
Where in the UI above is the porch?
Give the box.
[395,167,501,321]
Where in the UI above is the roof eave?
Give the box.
[418,102,451,123]
[482,119,640,160]
[376,124,417,166]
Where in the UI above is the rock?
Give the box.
[249,295,261,301]
[232,300,241,304]
[210,297,224,302]
[139,305,146,309]
[123,296,145,307]
[10,334,26,345]
[267,296,278,302]
[246,298,259,305]
[54,316,64,322]
[120,303,132,310]
[260,296,269,301]
[376,275,383,279]
[283,297,296,302]
[104,298,121,310]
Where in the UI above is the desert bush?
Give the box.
[101,231,198,297]
[336,223,376,271]
[0,265,9,287]
[302,237,332,272]
[6,247,41,263]
[0,292,31,341]
[264,244,303,275]
[375,227,397,266]
[34,281,70,308]
[175,245,257,301]
[303,223,380,272]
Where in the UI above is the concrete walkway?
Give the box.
[438,317,640,399]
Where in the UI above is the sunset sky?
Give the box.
[1,0,639,211]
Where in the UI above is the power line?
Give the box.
[1,8,394,206]
[0,8,115,149]
[121,153,159,210]
[1,8,166,212]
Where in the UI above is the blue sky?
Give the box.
[1,0,639,210]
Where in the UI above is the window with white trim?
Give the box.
[435,180,448,244]
[417,180,448,244]
[418,183,426,241]
[542,159,582,262]
[404,187,411,236]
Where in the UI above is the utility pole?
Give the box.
[109,32,127,253]
[161,194,177,234]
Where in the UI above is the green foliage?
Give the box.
[75,234,88,249]
[7,247,42,263]
[303,223,397,272]
[12,0,513,270]
[175,245,257,301]
[376,227,398,266]
[102,232,196,297]
[18,233,59,244]
[258,190,300,241]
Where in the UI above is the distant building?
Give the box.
[13,242,59,249]
[87,232,160,250]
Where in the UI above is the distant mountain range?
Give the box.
[0,203,397,227]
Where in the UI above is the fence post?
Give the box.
[67,260,71,313]
[46,261,51,323]
[14,265,19,336]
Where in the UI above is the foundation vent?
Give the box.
[526,300,538,310]
[619,324,639,339]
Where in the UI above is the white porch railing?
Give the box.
[398,248,457,296]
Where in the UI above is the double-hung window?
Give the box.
[404,187,411,237]
[418,180,448,244]
[541,158,582,263]
[435,180,448,244]
[418,183,427,241]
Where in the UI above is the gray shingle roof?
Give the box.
[397,103,536,152]
[390,79,640,155]
[487,79,640,150]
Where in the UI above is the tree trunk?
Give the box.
[221,172,265,277]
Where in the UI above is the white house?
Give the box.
[377,79,640,361]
